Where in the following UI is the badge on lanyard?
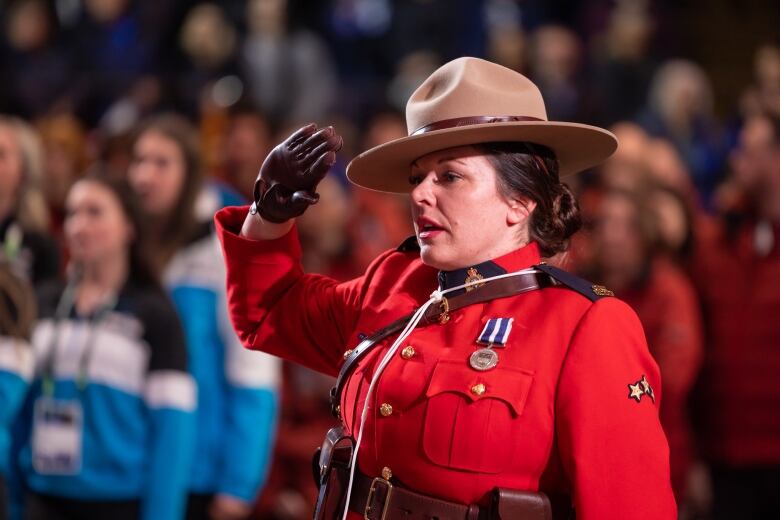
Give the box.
[32,397,83,475]
[469,318,513,371]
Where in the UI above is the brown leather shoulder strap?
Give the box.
[330,270,553,417]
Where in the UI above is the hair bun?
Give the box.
[553,183,582,240]
[476,141,582,257]
[533,182,582,257]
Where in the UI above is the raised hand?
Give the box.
[251,123,343,223]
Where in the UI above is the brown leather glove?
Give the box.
[251,123,343,223]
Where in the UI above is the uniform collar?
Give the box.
[437,241,541,294]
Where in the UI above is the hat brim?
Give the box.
[346,121,618,193]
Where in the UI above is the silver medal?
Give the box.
[469,348,499,371]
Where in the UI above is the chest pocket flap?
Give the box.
[425,359,534,416]
[422,359,535,473]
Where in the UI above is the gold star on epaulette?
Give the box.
[592,284,614,297]
[628,381,645,402]
[640,375,655,403]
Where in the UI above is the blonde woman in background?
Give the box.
[0,116,58,285]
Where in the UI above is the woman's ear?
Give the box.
[507,197,536,226]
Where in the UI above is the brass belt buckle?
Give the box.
[365,477,393,520]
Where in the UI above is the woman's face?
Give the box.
[65,180,134,266]
[128,130,186,219]
[409,146,530,270]
[593,194,645,274]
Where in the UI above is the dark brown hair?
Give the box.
[132,113,203,267]
[476,141,581,257]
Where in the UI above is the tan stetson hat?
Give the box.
[347,57,618,193]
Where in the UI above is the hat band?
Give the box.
[411,115,544,136]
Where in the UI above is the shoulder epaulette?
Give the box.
[396,235,420,253]
[534,263,614,302]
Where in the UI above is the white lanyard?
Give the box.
[42,279,117,396]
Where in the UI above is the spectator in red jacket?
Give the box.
[691,112,780,520]
[581,184,704,507]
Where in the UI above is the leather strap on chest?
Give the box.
[330,269,555,417]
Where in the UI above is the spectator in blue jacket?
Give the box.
[11,173,195,519]
[127,113,281,520]
[0,265,36,520]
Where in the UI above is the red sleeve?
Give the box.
[214,206,388,377]
[555,297,677,520]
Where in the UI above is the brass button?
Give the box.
[343,349,353,359]
[379,403,393,417]
[401,346,416,359]
[470,383,486,396]
[381,466,393,480]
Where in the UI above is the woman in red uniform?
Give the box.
[216,58,676,519]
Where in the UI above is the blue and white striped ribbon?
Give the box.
[477,318,513,347]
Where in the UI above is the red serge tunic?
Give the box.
[215,206,676,520]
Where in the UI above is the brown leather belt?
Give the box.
[349,470,486,520]
[348,470,556,520]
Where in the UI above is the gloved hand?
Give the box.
[251,123,343,223]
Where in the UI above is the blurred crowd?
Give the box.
[1,0,779,519]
